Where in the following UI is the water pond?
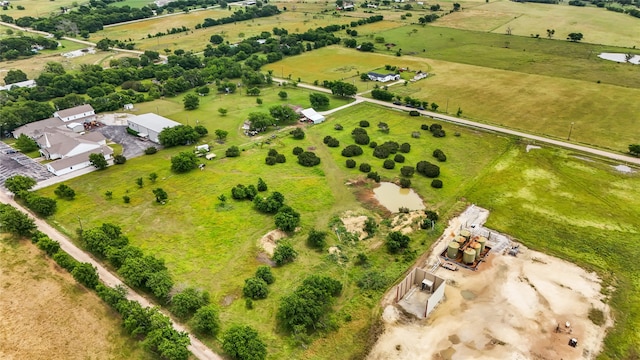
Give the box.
[373,182,425,213]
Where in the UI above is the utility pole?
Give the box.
[567,122,575,141]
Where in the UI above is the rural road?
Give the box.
[0,191,223,360]
[273,78,640,166]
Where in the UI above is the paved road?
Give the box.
[274,78,640,166]
[0,191,223,360]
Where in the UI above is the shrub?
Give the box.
[255,265,275,284]
[53,251,79,272]
[113,154,127,164]
[383,159,395,169]
[400,166,414,177]
[123,196,130,203]
[268,149,278,157]
[433,149,447,162]
[243,277,269,299]
[346,159,356,168]
[359,120,370,127]
[421,124,429,130]
[334,124,343,130]
[367,171,381,182]
[292,146,303,155]
[354,133,370,145]
[274,154,285,163]
[326,137,340,147]
[357,271,389,290]
[400,178,411,188]
[273,241,297,266]
[54,184,76,200]
[409,110,420,116]
[382,141,399,154]
[171,287,210,320]
[323,136,332,144]
[399,143,411,153]
[307,229,327,249]
[416,161,440,178]
[431,179,443,188]
[394,154,405,163]
[386,231,410,253]
[373,145,390,159]
[144,146,157,155]
[369,141,378,149]
[226,146,240,157]
[297,151,320,167]
[171,152,198,173]
[411,131,420,138]
[359,163,371,172]
[341,145,363,157]
[290,128,305,139]
[192,305,220,336]
[222,325,267,360]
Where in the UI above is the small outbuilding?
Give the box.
[127,113,182,143]
[301,108,325,124]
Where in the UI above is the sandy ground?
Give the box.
[368,206,612,360]
[341,212,369,240]
[0,240,144,360]
[258,229,287,256]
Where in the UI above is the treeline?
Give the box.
[196,5,280,29]
[0,36,58,61]
[0,204,191,360]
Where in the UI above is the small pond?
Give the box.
[373,182,425,213]
[597,52,640,65]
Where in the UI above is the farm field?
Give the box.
[434,0,640,48]
[95,6,406,52]
[0,238,149,360]
[373,25,640,89]
[36,101,512,359]
[268,46,640,151]
[0,0,80,17]
[465,145,640,358]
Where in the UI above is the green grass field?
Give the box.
[434,0,640,48]
[36,100,511,359]
[465,145,640,358]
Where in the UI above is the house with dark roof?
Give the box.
[54,104,96,123]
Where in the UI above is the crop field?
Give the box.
[0,238,149,359]
[465,145,640,358]
[374,25,640,89]
[434,1,640,48]
[36,100,511,358]
[0,0,81,17]
[96,7,407,52]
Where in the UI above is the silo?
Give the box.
[447,241,460,259]
[477,236,487,254]
[455,235,465,244]
[460,229,471,240]
[472,242,482,260]
[463,248,476,264]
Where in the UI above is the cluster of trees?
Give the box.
[386,231,411,253]
[433,149,447,162]
[322,80,358,97]
[5,175,57,216]
[171,151,199,173]
[323,135,340,148]
[0,35,58,61]
[297,151,321,167]
[147,25,190,39]
[231,183,260,200]
[159,125,207,146]
[54,184,76,200]
[197,5,280,29]
[243,265,275,300]
[277,275,342,334]
[421,123,446,137]
[265,148,286,166]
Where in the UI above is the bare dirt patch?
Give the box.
[341,211,368,240]
[391,211,423,234]
[0,240,145,359]
[368,207,612,360]
[258,229,287,256]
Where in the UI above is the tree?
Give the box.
[14,134,39,153]
[183,93,200,110]
[567,32,583,42]
[278,91,288,100]
[453,2,461,10]
[72,262,100,289]
[0,204,35,236]
[171,152,198,173]
[629,144,640,156]
[226,146,240,157]
[171,287,210,320]
[4,69,27,85]
[215,129,229,141]
[191,305,220,336]
[243,277,269,299]
[89,153,108,169]
[194,125,208,137]
[24,194,57,217]
[153,188,168,203]
[307,229,327,249]
[255,265,274,284]
[113,154,126,164]
[247,87,261,96]
[330,81,358,97]
[309,93,330,110]
[297,151,320,167]
[290,128,305,139]
[4,175,36,194]
[144,270,174,300]
[400,166,415,177]
[149,172,158,183]
[274,206,300,232]
[54,184,76,200]
[431,179,443,188]
[210,34,224,44]
[272,241,297,265]
[270,105,299,124]
[386,231,410,253]
[546,29,555,39]
[159,125,199,147]
[222,325,267,360]
[248,112,273,131]
[218,108,228,116]
[416,161,440,178]
[257,178,267,192]
[277,275,342,332]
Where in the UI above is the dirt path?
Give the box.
[0,191,222,360]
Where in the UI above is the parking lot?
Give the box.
[0,141,53,190]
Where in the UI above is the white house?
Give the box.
[46,147,114,176]
[367,72,401,82]
[0,79,36,91]
[53,104,96,123]
[301,108,325,124]
[127,113,182,143]
[37,131,107,160]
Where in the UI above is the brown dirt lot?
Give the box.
[0,238,148,360]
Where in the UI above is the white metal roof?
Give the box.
[301,108,325,122]
[129,113,181,133]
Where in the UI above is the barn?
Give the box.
[127,113,182,143]
[301,108,326,124]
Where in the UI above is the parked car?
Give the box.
[4,149,17,154]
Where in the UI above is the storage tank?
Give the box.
[447,241,460,259]
[460,229,471,240]
[463,248,476,264]
[455,235,465,244]
[472,242,482,260]
[477,236,487,253]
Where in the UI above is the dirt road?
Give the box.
[0,191,222,360]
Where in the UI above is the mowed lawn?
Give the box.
[37,101,511,359]
[0,238,150,360]
[434,0,640,48]
[465,146,640,358]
